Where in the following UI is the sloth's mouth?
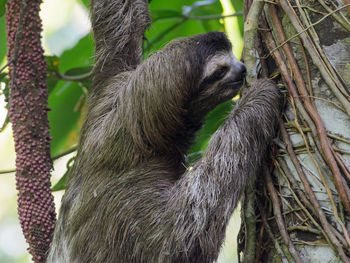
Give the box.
[220,79,244,90]
[231,79,244,86]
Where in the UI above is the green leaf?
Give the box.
[65,66,93,91]
[0,72,8,99]
[0,113,9,132]
[47,76,58,94]
[0,16,7,63]
[59,34,94,72]
[52,173,67,191]
[0,0,7,17]
[48,35,93,155]
[52,155,75,191]
[188,0,223,32]
[48,80,84,156]
[151,9,182,21]
[46,55,92,93]
[146,0,224,53]
[146,19,205,53]
[231,0,244,35]
[46,56,60,94]
[0,73,9,132]
[188,100,234,154]
[79,0,89,8]
[0,72,6,81]
[183,0,218,16]
[46,55,60,72]
[64,66,92,78]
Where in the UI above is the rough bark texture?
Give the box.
[6,0,56,262]
[241,0,350,262]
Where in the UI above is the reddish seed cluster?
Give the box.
[5,0,56,262]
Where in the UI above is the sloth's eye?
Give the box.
[211,66,229,81]
[199,65,230,90]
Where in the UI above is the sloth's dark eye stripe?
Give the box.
[202,66,229,86]
[198,66,229,93]
[211,66,229,80]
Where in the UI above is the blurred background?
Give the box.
[0,0,243,262]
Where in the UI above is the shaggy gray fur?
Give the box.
[47,0,282,262]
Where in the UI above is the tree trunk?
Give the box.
[241,1,350,262]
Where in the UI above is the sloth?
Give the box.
[47,0,282,262]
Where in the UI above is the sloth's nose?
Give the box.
[238,63,246,77]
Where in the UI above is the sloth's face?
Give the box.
[201,51,246,100]
[188,50,246,119]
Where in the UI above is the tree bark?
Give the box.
[241,0,350,262]
[6,0,56,262]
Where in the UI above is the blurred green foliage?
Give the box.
[0,0,7,17]
[0,16,6,64]
[0,0,243,190]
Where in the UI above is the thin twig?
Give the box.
[52,147,77,160]
[186,12,243,20]
[257,201,289,262]
[288,225,321,235]
[307,96,345,112]
[153,12,243,22]
[293,4,327,15]
[0,147,77,175]
[55,71,92,81]
[300,38,314,104]
[147,18,186,50]
[148,11,243,50]
[0,60,12,74]
[265,166,304,263]
[0,112,9,132]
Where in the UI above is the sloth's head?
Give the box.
[159,31,246,119]
[192,32,246,110]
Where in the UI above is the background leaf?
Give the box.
[48,81,84,156]
[51,172,67,191]
[146,0,224,57]
[79,0,89,8]
[0,0,7,17]
[0,16,7,63]
[48,35,94,156]
[188,100,235,157]
[151,9,183,21]
[58,35,94,72]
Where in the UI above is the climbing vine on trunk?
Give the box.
[240,0,350,262]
